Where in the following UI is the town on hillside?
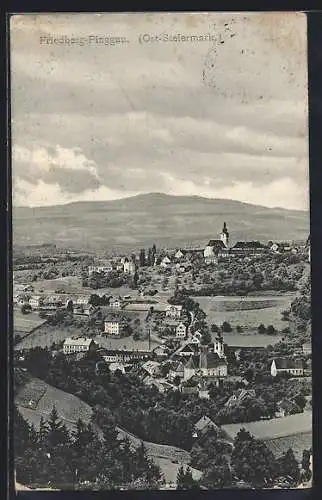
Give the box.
[13,222,312,490]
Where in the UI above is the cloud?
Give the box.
[10,12,309,211]
[12,144,101,193]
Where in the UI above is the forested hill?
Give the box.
[13,193,309,250]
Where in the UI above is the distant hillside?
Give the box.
[13,193,309,250]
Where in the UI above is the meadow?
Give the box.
[196,294,294,331]
[15,377,95,432]
[14,310,47,337]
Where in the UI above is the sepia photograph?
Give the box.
[10,12,312,491]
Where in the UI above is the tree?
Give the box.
[258,323,266,334]
[46,405,69,449]
[222,321,232,333]
[211,324,219,333]
[231,429,277,488]
[201,331,212,345]
[202,455,232,489]
[293,394,307,412]
[276,448,300,486]
[176,466,199,490]
[139,249,146,267]
[266,325,276,335]
[21,303,32,314]
[301,449,312,483]
[236,325,243,333]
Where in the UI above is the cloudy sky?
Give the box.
[10,12,309,210]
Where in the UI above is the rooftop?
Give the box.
[64,337,94,347]
[273,358,304,370]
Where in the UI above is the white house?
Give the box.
[176,322,187,339]
[160,256,172,268]
[104,320,125,337]
[109,297,122,309]
[165,304,183,319]
[270,358,304,377]
[124,259,136,275]
[63,337,96,355]
[88,264,113,275]
[75,295,91,307]
[29,295,44,310]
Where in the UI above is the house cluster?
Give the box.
[88,256,137,276]
[149,223,308,269]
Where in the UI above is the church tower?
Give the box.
[214,335,225,358]
[220,222,229,247]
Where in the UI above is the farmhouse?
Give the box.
[165,304,183,319]
[63,337,96,355]
[172,341,199,358]
[275,398,301,418]
[225,389,256,408]
[168,361,185,382]
[194,415,219,437]
[270,358,304,377]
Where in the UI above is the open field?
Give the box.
[221,333,283,348]
[14,310,47,336]
[196,294,294,330]
[221,412,312,442]
[15,377,96,433]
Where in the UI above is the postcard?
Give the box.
[10,12,311,491]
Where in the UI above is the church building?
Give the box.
[204,222,230,263]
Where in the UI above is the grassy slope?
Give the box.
[15,375,200,483]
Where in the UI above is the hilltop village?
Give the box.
[13,223,312,490]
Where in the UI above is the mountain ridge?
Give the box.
[12,193,309,250]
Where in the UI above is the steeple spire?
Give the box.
[220,222,229,247]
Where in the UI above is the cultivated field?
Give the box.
[196,294,294,330]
